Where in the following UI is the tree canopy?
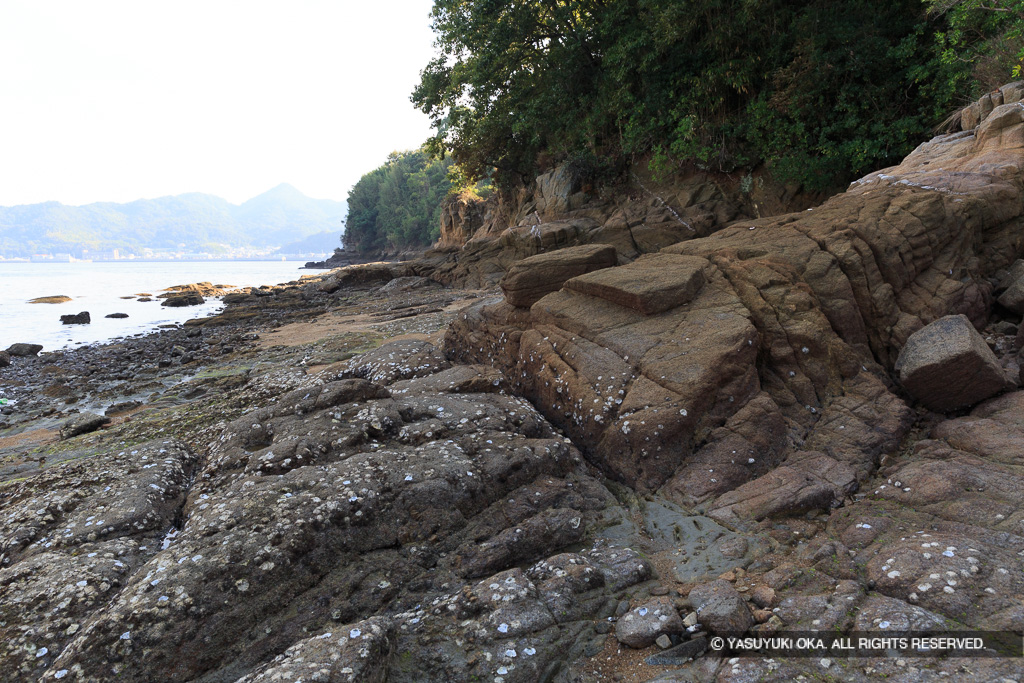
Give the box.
[343,150,454,254]
[413,0,1019,191]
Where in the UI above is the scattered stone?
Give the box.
[105,313,129,319]
[655,634,673,649]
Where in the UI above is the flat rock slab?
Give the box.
[500,243,617,308]
[564,253,709,315]
[895,314,1010,412]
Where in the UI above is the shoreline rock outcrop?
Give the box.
[2,86,1024,682]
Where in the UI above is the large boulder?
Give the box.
[0,350,9,368]
[895,314,1011,412]
[6,343,42,357]
[500,243,617,308]
[688,579,753,634]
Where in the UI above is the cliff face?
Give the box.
[422,158,827,288]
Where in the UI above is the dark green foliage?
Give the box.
[413,0,971,191]
[927,0,1024,92]
[343,151,454,254]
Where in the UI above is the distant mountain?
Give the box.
[0,184,347,257]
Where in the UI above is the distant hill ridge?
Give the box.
[0,183,346,257]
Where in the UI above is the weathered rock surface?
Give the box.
[4,86,1024,683]
[2,337,653,682]
[0,351,9,368]
[895,314,1011,412]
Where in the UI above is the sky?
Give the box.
[0,1,438,207]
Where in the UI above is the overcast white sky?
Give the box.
[0,1,438,207]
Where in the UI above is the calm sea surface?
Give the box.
[0,261,310,352]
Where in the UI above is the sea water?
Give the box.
[0,261,311,352]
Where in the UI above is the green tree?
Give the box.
[413,0,965,191]
[343,151,454,254]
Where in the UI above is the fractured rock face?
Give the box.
[895,314,1011,412]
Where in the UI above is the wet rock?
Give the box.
[60,311,91,325]
[59,412,110,439]
[688,579,753,634]
[614,596,685,648]
[895,314,1011,412]
[5,343,42,357]
[500,243,617,308]
[161,293,205,307]
[105,313,129,319]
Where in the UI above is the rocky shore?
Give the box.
[2,88,1024,682]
